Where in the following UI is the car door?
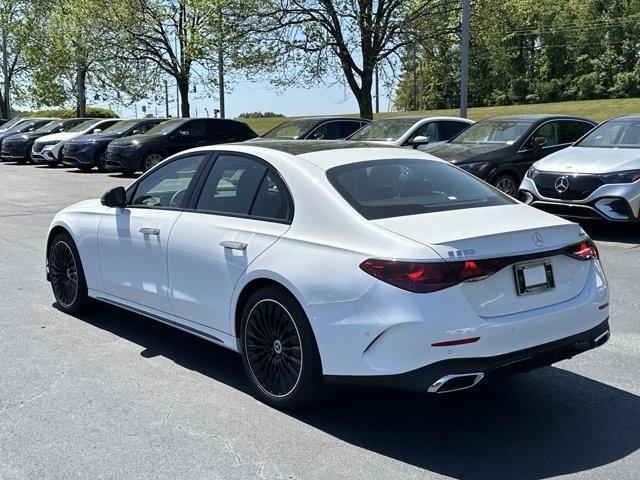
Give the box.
[168,153,292,333]
[98,154,208,312]
[516,120,565,173]
[169,120,209,155]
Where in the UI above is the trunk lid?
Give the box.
[373,204,590,317]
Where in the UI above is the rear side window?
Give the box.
[438,121,470,140]
[559,121,593,144]
[307,122,343,140]
[328,159,515,220]
[340,121,365,138]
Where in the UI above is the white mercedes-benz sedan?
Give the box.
[46,140,610,408]
[519,115,640,223]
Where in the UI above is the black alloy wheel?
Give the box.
[48,232,90,314]
[240,287,324,408]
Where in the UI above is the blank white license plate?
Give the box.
[515,261,554,295]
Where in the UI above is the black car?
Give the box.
[62,118,166,171]
[105,118,259,173]
[258,117,370,140]
[422,115,596,195]
[1,118,93,164]
[0,117,57,160]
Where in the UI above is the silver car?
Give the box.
[519,115,640,223]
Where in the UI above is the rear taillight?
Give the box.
[564,239,599,260]
[360,258,512,293]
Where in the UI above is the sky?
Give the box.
[108,77,395,120]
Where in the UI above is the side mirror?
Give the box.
[410,135,431,149]
[179,130,190,136]
[533,136,547,148]
[101,186,126,208]
[131,129,141,135]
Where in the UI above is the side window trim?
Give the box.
[125,151,213,210]
[187,150,294,224]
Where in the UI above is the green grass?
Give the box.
[237,97,640,135]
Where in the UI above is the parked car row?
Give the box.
[3,112,639,225]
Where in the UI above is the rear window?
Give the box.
[327,159,515,220]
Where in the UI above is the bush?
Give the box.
[237,111,285,118]
[24,106,118,118]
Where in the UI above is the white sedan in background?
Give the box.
[32,118,122,166]
[46,140,610,408]
[348,116,474,148]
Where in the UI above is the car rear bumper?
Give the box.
[325,318,610,392]
[519,176,640,222]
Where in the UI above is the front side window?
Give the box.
[328,159,515,220]
[130,155,206,208]
[438,121,471,140]
[559,121,593,144]
[531,121,559,147]
[575,119,640,148]
[307,122,342,140]
[180,120,207,137]
[408,122,439,142]
[35,121,63,134]
[451,120,532,144]
[340,121,365,138]
[262,119,318,139]
[68,119,103,133]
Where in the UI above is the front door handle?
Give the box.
[139,227,160,236]
[219,240,248,250]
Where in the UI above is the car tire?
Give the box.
[77,164,93,172]
[239,286,325,409]
[96,150,108,172]
[492,173,519,197]
[142,151,164,172]
[48,232,91,315]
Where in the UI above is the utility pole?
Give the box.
[2,29,10,119]
[217,8,225,119]
[164,79,169,117]
[375,65,379,114]
[412,42,418,110]
[459,0,471,118]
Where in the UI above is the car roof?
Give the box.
[220,140,439,170]
[283,116,369,123]
[482,114,595,123]
[371,115,473,122]
[606,115,640,121]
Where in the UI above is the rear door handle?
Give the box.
[139,227,160,236]
[219,240,248,250]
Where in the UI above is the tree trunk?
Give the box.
[356,73,374,120]
[178,77,190,117]
[0,91,6,119]
[76,67,87,117]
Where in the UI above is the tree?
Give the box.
[24,0,153,116]
[251,0,455,119]
[0,0,32,118]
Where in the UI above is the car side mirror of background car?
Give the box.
[93,128,102,134]
[131,129,141,135]
[101,186,127,208]
[179,130,190,136]
[532,136,547,148]
[410,135,431,149]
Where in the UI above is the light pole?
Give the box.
[459,0,471,118]
[164,79,169,117]
[217,8,225,119]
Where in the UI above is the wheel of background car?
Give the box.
[169,188,188,208]
[143,152,164,172]
[97,150,108,171]
[48,232,90,314]
[492,173,518,197]
[240,286,324,409]
[78,164,93,172]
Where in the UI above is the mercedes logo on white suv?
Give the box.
[555,176,570,193]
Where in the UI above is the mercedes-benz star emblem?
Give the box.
[532,232,544,248]
[555,176,570,193]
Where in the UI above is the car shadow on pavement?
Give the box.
[69,302,640,480]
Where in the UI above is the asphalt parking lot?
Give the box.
[0,161,639,480]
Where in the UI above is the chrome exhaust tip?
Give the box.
[428,372,485,394]
[594,330,610,348]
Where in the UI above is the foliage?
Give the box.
[237,111,284,118]
[395,0,640,110]
[25,106,119,118]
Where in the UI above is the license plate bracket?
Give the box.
[514,261,554,295]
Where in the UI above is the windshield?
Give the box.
[328,158,514,220]
[451,120,532,144]
[0,117,26,132]
[145,119,186,135]
[35,121,63,134]
[68,119,104,133]
[349,119,417,141]
[262,119,318,139]
[576,119,640,148]
[101,120,141,135]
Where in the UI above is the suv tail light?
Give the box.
[564,239,599,260]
